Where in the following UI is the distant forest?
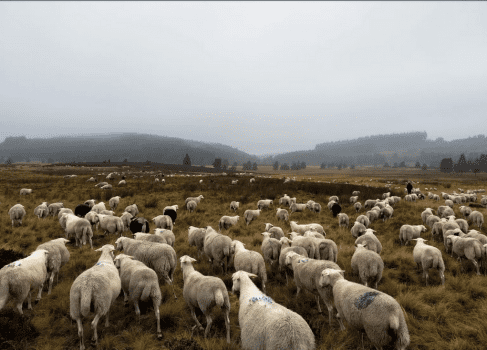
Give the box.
[1,132,487,171]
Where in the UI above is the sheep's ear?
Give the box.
[95,247,103,252]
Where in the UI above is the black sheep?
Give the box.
[75,204,91,218]
[129,217,150,234]
[331,203,342,218]
[406,182,413,195]
[163,208,177,225]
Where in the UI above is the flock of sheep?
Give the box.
[2,172,487,350]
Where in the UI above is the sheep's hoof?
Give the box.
[157,333,163,340]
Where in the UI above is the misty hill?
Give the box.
[0,133,258,165]
[263,132,487,167]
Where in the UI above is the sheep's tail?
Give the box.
[369,261,378,276]
[272,244,279,261]
[140,283,152,302]
[223,245,230,258]
[389,312,410,350]
[81,226,88,246]
[80,286,92,317]
[214,289,224,308]
[0,276,10,311]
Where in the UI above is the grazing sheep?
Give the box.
[276,208,289,221]
[290,202,307,214]
[62,214,93,249]
[350,196,359,204]
[446,235,483,275]
[364,199,378,209]
[279,194,291,207]
[8,204,26,227]
[83,199,96,208]
[114,254,162,339]
[285,251,342,326]
[257,199,273,210]
[304,231,326,240]
[115,237,177,290]
[468,211,484,229]
[331,203,342,218]
[351,221,367,238]
[231,180,238,185]
[163,205,178,225]
[290,221,325,235]
[180,256,231,343]
[319,269,410,350]
[231,270,316,350]
[230,201,240,212]
[19,188,32,195]
[75,204,91,218]
[425,215,441,230]
[261,232,282,273]
[312,202,322,213]
[337,213,349,228]
[48,202,64,217]
[438,206,454,219]
[356,215,370,228]
[154,228,175,247]
[219,215,240,231]
[188,226,208,258]
[231,240,267,293]
[352,191,360,196]
[279,237,308,285]
[445,199,454,208]
[0,249,49,314]
[412,238,445,286]
[118,211,132,232]
[431,221,446,242]
[421,208,434,224]
[58,208,75,220]
[264,223,285,240]
[351,244,384,289]
[118,180,126,186]
[203,227,232,274]
[35,238,70,294]
[399,225,427,246]
[379,206,394,222]
[152,215,173,231]
[355,230,382,255]
[354,202,362,213]
[95,181,108,188]
[101,184,113,190]
[366,210,379,223]
[244,209,261,226]
[186,200,197,213]
[87,177,96,182]
[289,233,320,260]
[70,245,121,350]
[91,202,107,214]
[108,196,121,211]
[329,195,339,203]
[432,194,440,201]
[185,195,204,206]
[133,232,167,244]
[34,202,49,219]
[443,228,464,254]
[124,204,139,217]
[129,217,150,234]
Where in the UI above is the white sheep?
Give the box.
[231,179,238,185]
[350,196,358,204]
[264,223,285,240]
[91,202,107,214]
[219,215,240,231]
[20,188,32,195]
[185,195,204,206]
[84,199,96,208]
[261,232,282,274]
[278,237,308,285]
[8,204,26,227]
[99,209,114,216]
[188,226,208,257]
[337,213,349,229]
[70,245,121,350]
[96,214,124,237]
[257,199,273,210]
[468,211,484,229]
[35,238,70,294]
[231,240,267,293]
[152,215,173,231]
[379,206,394,222]
[412,238,445,286]
[108,196,121,211]
[421,208,434,224]
[186,200,197,213]
[354,202,362,213]
[279,194,291,207]
[288,233,320,260]
[355,230,382,255]
[58,208,74,219]
[355,214,370,228]
[118,180,126,186]
[133,232,167,244]
[351,221,367,238]
[290,221,325,235]
[352,191,360,196]
[231,270,316,350]
[0,249,49,314]
[34,202,50,219]
[329,195,339,203]
[61,214,93,249]
[230,201,240,212]
[351,244,384,289]
[446,235,483,275]
[124,204,139,217]
[290,202,307,214]
[243,209,261,226]
[399,225,427,245]
[276,208,289,221]
[180,256,231,343]
[319,269,410,350]
[114,254,162,339]
[203,227,232,274]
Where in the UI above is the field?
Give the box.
[1,163,486,350]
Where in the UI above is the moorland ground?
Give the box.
[0,163,486,350]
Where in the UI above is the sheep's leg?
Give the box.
[134,301,141,323]
[189,306,204,331]
[315,295,322,313]
[471,259,481,276]
[424,270,429,286]
[123,290,129,305]
[27,291,33,309]
[48,270,56,294]
[91,313,101,345]
[204,314,213,339]
[223,308,231,344]
[76,318,85,350]
[296,286,301,297]
[88,236,93,250]
[153,299,162,340]
[15,301,23,315]
[336,311,346,331]
[439,269,445,285]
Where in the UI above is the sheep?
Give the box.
[219,215,240,231]
[75,204,91,218]
[8,204,26,227]
[399,225,427,246]
[152,215,173,231]
[231,240,267,293]
[352,190,360,196]
[312,202,322,213]
[250,178,255,183]
[329,195,339,203]
[133,232,167,244]
[188,226,208,257]
[185,195,204,206]
[433,194,440,201]
[337,213,349,229]
[203,227,232,274]
[438,206,454,219]
[412,238,445,286]
[351,244,384,289]
[57,208,74,220]
[264,223,285,240]
[285,251,342,326]
[230,201,240,212]
[244,209,261,226]
[463,230,487,245]
[185,200,197,213]
[364,199,378,209]
[85,211,100,232]
[95,181,108,188]
[290,221,325,235]
[366,210,379,223]
[84,199,96,208]
[318,269,410,350]
[180,256,231,343]
[154,228,176,247]
[108,196,121,211]
[19,188,32,195]
[231,179,238,185]
[350,196,359,204]
[392,196,401,204]
[289,197,297,206]
[275,207,289,222]
[278,237,308,285]
[87,177,96,182]
[421,208,434,224]
[231,270,316,350]
[118,180,126,186]
[261,232,282,274]
[331,203,342,218]
[356,214,370,228]
[115,237,177,291]
[124,204,139,217]
[34,202,49,219]
[163,205,178,225]
[443,228,464,254]
[0,249,49,315]
[481,197,487,207]
[431,221,446,242]
[257,199,273,210]
[445,199,454,208]
[382,192,391,199]
[426,215,441,230]
[290,202,307,214]
[91,202,107,214]
[446,235,483,275]
[468,211,484,229]
[303,230,326,240]
[279,194,291,206]
[351,221,367,238]
[355,230,382,255]
[354,202,362,213]
[288,233,320,260]
[101,184,113,190]
[459,206,472,220]
[94,213,124,236]
[70,245,121,350]
[62,214,93,249]
[113,254,162,339]
[129,217,150,234]
[379,206,394,222]
[48,202,64,217]
[312,237,338,262]
[35,238,70,294]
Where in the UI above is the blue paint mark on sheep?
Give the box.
[250,295,273,304]
[299,259,308,263]
[354,291,379,310]
[7,261,21,268]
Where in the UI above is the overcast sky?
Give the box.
[1,2,486,155]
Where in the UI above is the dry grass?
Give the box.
[0,164,486,349]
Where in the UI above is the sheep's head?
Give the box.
[265,223,273,231]
[413,238,427,244]
[114,238,125,251]
[114,254,133,268]
[180,255,196,267]
[318,269,345,288]
[284,251,299,266]
[231,271,257,295]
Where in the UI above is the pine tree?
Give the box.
[183,154,191,166]
[273,161,279,170]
